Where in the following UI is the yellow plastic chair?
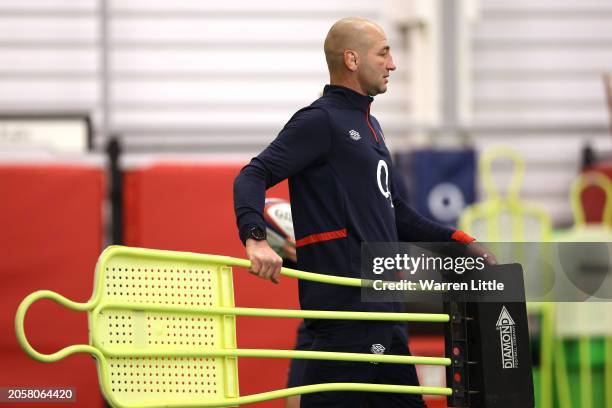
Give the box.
[554,172,612,408]
[458,146,555,408]
[16,246,452,408]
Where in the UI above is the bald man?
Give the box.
[234,17,486,407]
[324,18,393,97]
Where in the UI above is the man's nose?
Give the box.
[387,54,397,71]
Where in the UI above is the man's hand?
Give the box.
[466,242,498,266]
[245,239,283,284]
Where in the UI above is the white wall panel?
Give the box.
[0,1,98,125]
[475,19,612,42]
[474,49,612,72]
[474,78,606,101]
[109,0,378,14]
[0,2,411,149]
[479,0,612,13]
[111,79,326,103]
[105,2,413,150]
[110,18,335,44]
[0,0,96,11]
[0,18,98,41]
[472,0,612,126]
[112,110,298,128]
[0,80,98,103]
[0,49,98,72]
[472,109,607,124]
[111,49,327,74]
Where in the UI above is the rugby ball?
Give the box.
[264,197,294,255]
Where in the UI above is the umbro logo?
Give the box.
[349,129,361,140]
[370,343,385,364]
[371,344,385,354]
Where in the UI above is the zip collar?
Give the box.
[323,84,374,113]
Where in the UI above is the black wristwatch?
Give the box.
[245,225,266,242]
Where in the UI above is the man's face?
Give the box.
[357,27,396,96]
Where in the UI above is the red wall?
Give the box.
[0,165,105,407]
[123,163,298,408]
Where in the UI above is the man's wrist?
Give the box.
[246,238,268,248]
[240,224,267,245]
[451,230,476,244]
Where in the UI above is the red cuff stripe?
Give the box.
[296,228,347,248]
[451,230,476,244]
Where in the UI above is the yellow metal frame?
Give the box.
[16,246,452,408]
[460,146,552,242]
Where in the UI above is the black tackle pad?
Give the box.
[444,264,535,408]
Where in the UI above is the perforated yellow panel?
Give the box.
[105,356,223,401]
[90,248,239,408]
[102,264,219,307]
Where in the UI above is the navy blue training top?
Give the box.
[234,85,460,312]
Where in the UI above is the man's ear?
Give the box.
[344,50,358,72]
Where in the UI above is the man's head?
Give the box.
[324,17,396,96]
